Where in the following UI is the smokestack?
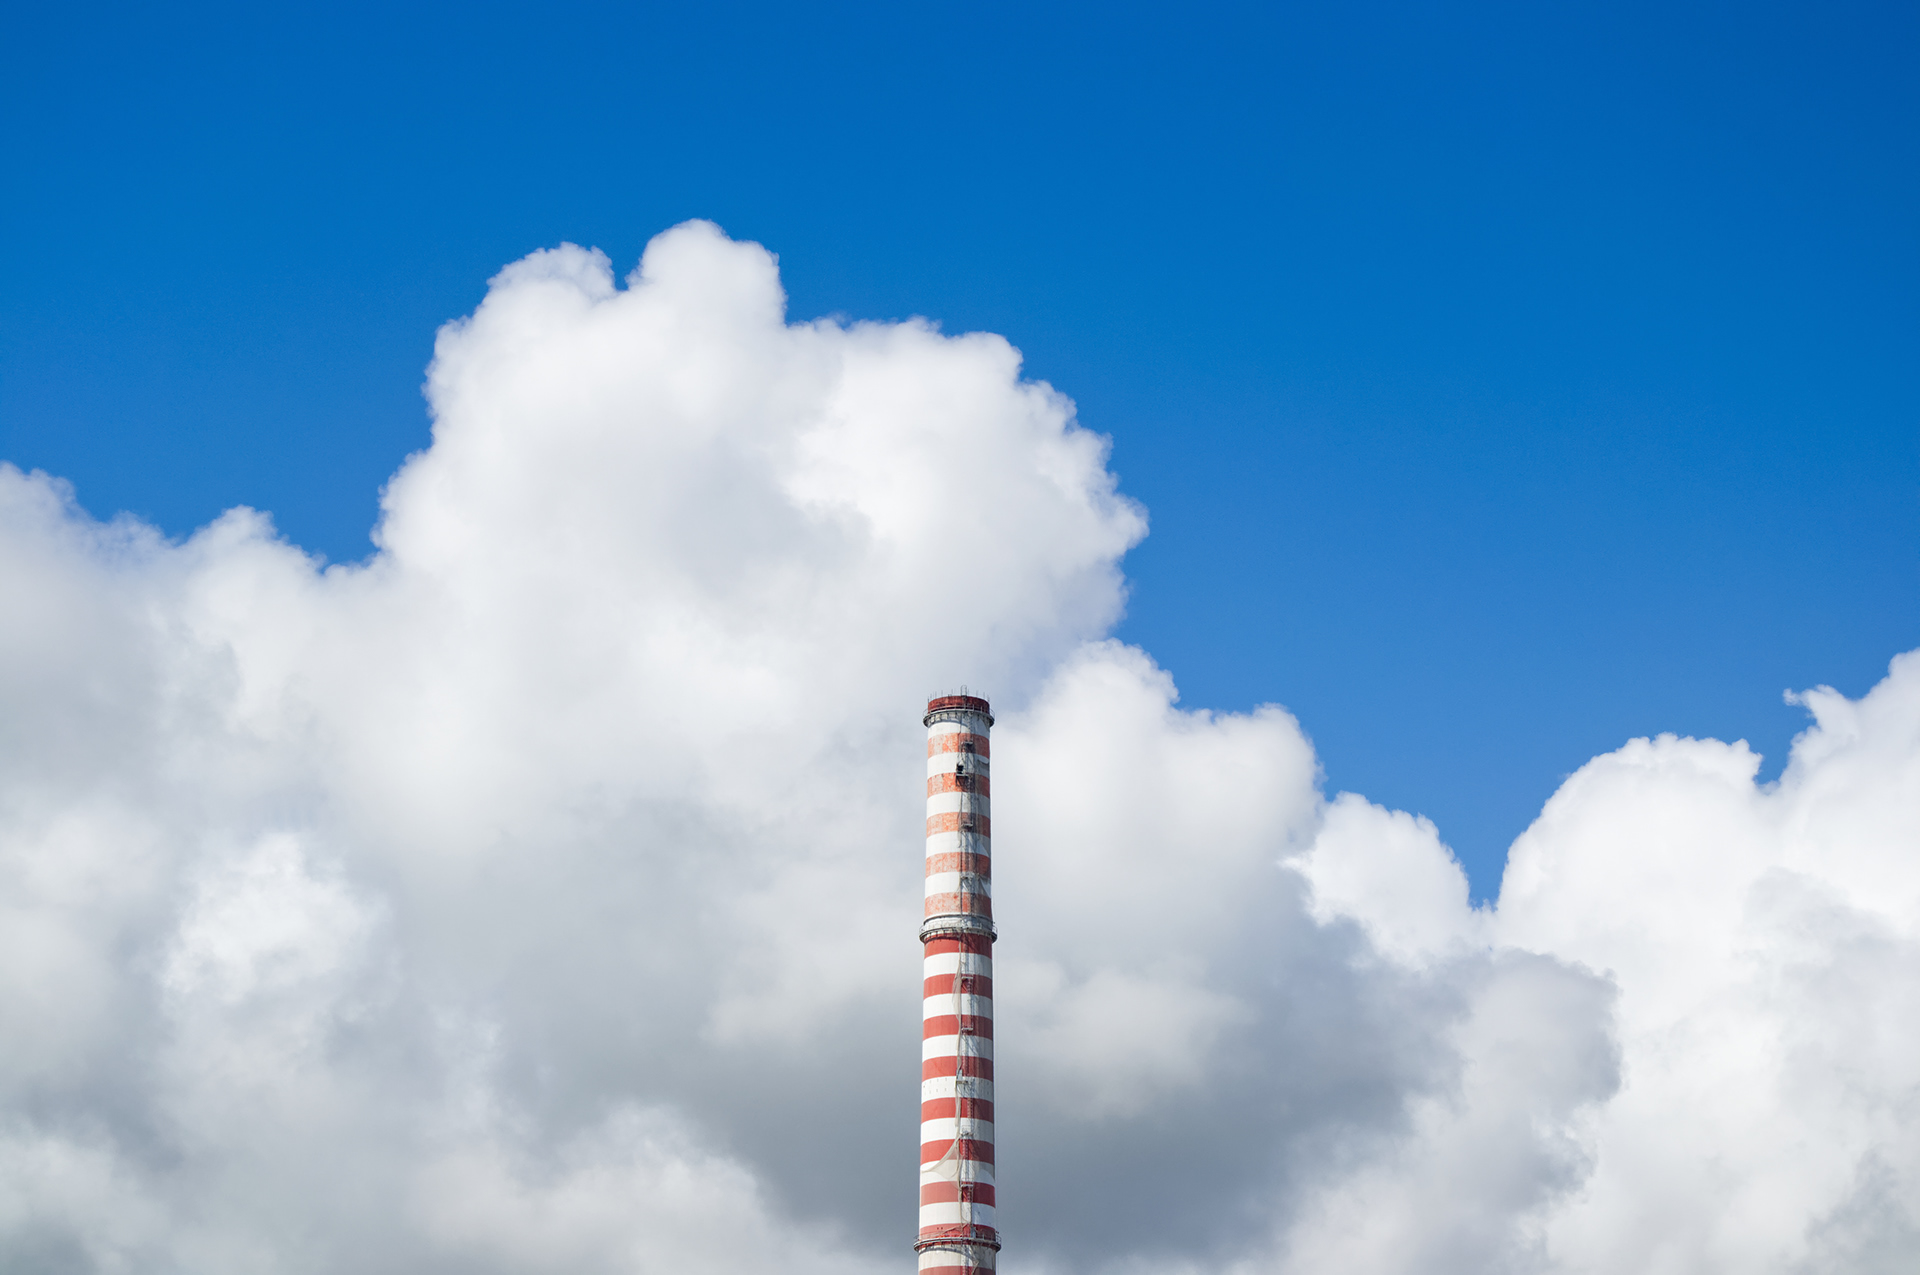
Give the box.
[918,694,999,1275]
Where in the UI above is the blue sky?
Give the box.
[3,0,1913,897]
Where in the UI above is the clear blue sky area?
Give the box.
[4,1,1914,898]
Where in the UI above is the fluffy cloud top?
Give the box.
[1,221,1913,1274]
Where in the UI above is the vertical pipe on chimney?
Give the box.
[918,694,999,1275]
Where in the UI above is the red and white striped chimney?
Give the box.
[918,694,998,1275]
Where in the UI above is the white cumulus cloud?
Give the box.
[1292,658,1920,1274]
[0,220,1913,1274]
